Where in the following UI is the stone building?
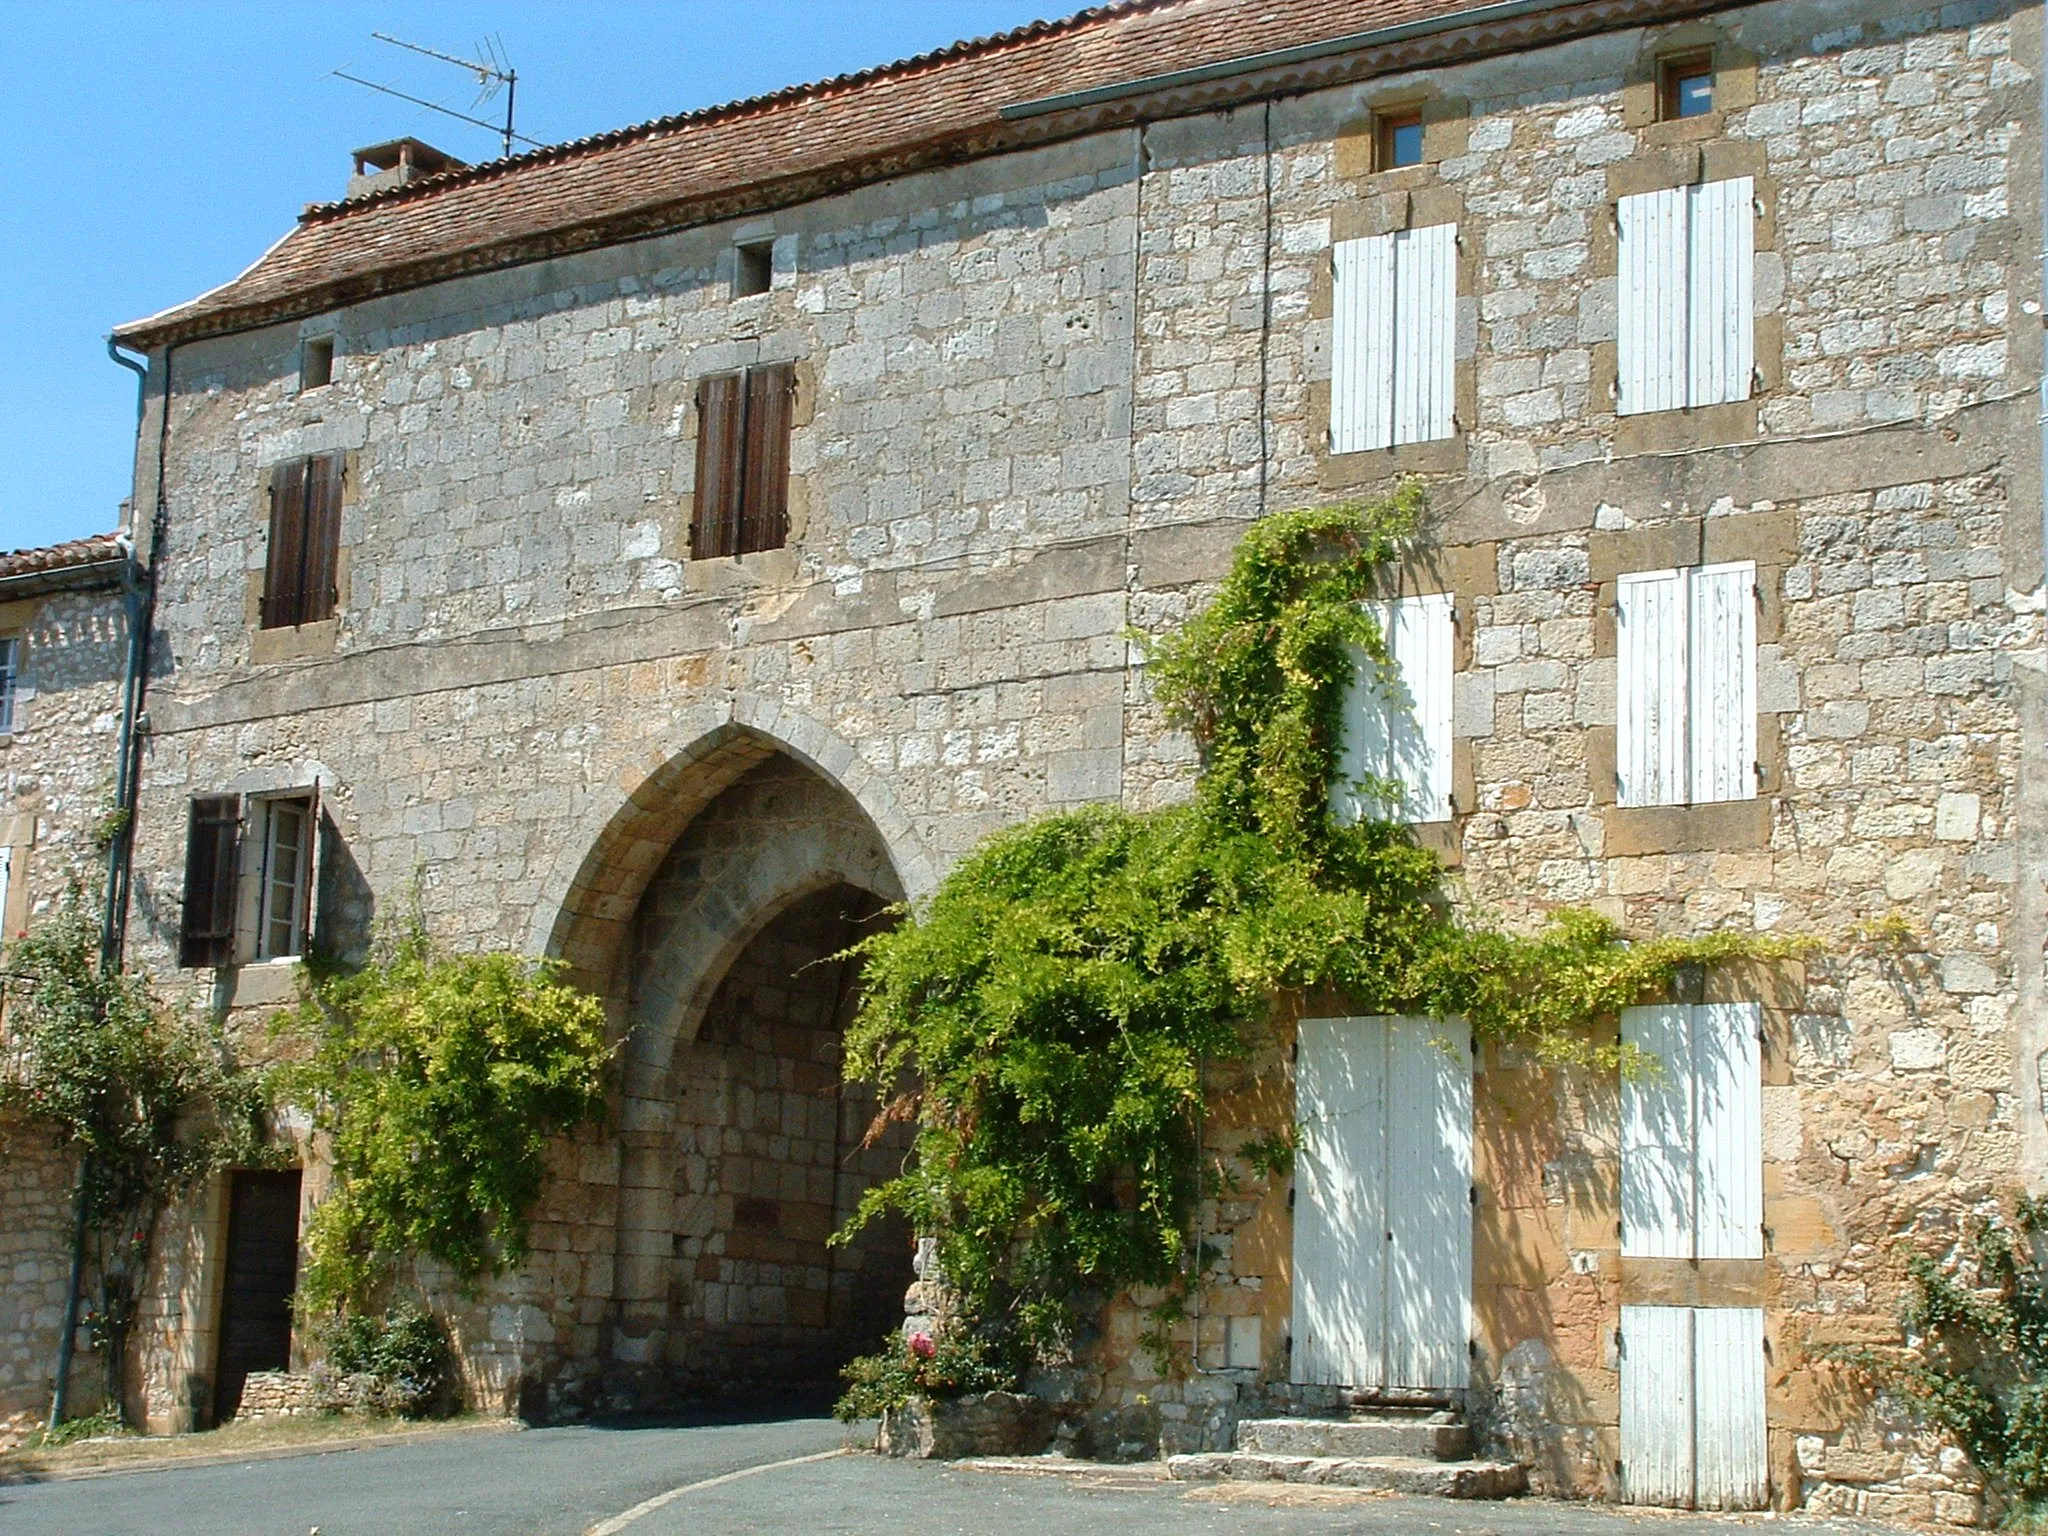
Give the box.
[0,532,132,1428]
[60,0,2048,1517]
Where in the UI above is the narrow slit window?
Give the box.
[1660,53,1715,120]
[300,336,335,390]
[1377,110,1425,170]
[735,240,774,297]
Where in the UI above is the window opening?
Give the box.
[1377,110,1425,170]
[735,240,774,297]
[300,336,335,390]
[1660,53,1715,120]
[0,636,18,734]
[256,798,312,961]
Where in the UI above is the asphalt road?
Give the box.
[1,1410,1907,1536]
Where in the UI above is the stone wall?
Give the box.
[102,0,2047,1515]
[0,580,126,1421]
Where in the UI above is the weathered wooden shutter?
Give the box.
[1693,1002,1763,1260]
[691,373,746,559]
[1687,177,1755,409]
[1622,1304,1769,1510]
[297,454,344,624]
[739,363,795,555]
[1391,223,1457,446]
[1383,1015,1472,1390]
[1616,186,1688,417]
[1615,569,1688,808]
[1620,1304,1696,1506]
[261,459,309,629]
[0,636,18,734]
[179,794,242,968]
[1687,562,1756,806]
[300,779,323,961]
[0,844,12,939]
[1621,1004,1695,1259]
[1693,1306,1769,1509]
[1291,1016,1388,1387]
[1330,235,1396,453]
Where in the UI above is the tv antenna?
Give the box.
[333,33,541,158]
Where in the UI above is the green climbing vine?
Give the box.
[834,484,1806,1397]
[0,895,271,1415]
[284,923,612,1317]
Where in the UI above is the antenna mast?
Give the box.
[334,33,537,158]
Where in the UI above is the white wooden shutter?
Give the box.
[1331,235,1396,454]
[1292,1017,1389,1386]
[1687,177,1755,409]
[1694,1306,1769,1510]
[1621,1004,1695,1259]
[1334,595,1454,825]
[1687,562,1756,806]
[1616,569,1688,808]
[1392,223,1457,446]
[1617,186,1688,416]
[1621,1304,1696,1507]
[1693,1002,1763,1261]
[1384,1015,1472,1389]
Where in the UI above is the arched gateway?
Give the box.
[530,704,932,1413]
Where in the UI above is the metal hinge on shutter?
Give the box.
[1469,1183,1478,1207]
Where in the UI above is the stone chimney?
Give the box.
[346,138,466,201]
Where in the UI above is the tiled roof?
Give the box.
[0,534,124,585]
[113,0,1693,349]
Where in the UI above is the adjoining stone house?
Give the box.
[0,532,133,1429]
[51,0,2043,1516]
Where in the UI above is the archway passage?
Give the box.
[664,883,913,1395]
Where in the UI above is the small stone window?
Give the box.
[300,336,334,391]
[0,635,18,734]
[1659,52,1715,120]
[1376,109,1425,170]
[734,240,774,298]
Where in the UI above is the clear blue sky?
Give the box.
[0,1,1063,553]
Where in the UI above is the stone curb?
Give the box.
[0,1415,521,1486]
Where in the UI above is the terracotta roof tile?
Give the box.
[114,0,1684,348]
[0,534,124,585]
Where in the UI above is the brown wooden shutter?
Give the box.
[298,454,344,623]
[261,460,308,629]
[691,374,746,559]
[739,363,795,555]
[180,794,242,968]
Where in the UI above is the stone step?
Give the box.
[1167,1451,1527,1500]
[1235,1415,1469,1461]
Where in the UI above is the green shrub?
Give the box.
[316,1305,453,1418]
[834,1326,1017,1422]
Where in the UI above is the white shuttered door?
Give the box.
[1617,186,1688,416]
[1615,570,1687,808]
[1331,227,1456,452]
[1292,1016,1388,1386]
[1688,177,1756,409]
[1293,1017,1471,1391]
[1687,562,1757,806]
[1331,236,1396,454]
[1621,1305,1695,1507]
[1694,1002,1764,1261]
[1385,1015,1472,1389]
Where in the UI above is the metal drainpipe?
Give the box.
[48,339,159,1429]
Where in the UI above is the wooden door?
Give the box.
[1292,1016,1471,1391]
[213,1170,302,1423]
[1621,1303,1768,1509]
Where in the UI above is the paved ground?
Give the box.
[0,1408,1905,1536]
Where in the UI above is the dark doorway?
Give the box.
[666,884,915,1395]
[213,1169,302,1424]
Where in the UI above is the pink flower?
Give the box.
[908,1331,936,1359]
